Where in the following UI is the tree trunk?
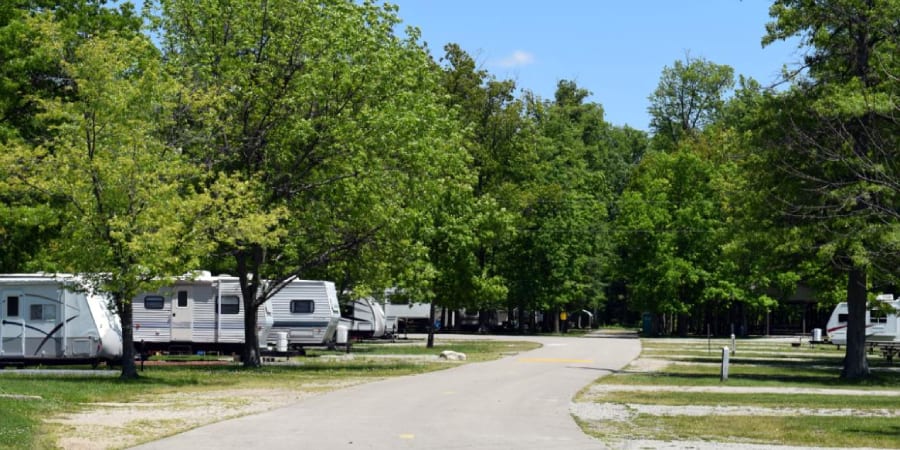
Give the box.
[677,312,689,337]
[236,248,263,368]
[426,302,436,348]
[117,295,139,379]
[841,265,870,379]
[243,300,261,367]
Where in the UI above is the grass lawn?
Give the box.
[0,339,538,449]
[575,337,900,448]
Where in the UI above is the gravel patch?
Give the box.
[586,384,900,397]
[625,358,671,372]
[46,382,365,450]
[641,353,838,360]
[571,401,899,420]
[0,393,42,400]
[615,440,887,450]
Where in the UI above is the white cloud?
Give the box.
[497,50,535,68]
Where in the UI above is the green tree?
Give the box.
[157,0,468,365]
[613,141,733,335]
[0,0,141,143]
[648,54,735,150]
[429,43,521,340]
[0,1,142,273]
[760,0,899,379]
[503,81,612,332]
[8,22,209,378]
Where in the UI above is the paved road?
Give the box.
[133,333,640,450]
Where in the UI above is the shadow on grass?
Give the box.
[841,425,900,440]
[628,369,900,387]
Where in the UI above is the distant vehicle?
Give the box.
[826,294,899,346]
[133,272,273,354]
[264,279,341,351]
[0,273,122,366]
[384,300,431,333]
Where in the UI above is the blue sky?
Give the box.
[388,1,803,130]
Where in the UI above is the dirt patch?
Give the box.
[46,381,364,450]
[624,357,670,372]
[572,401,899,421]
[584,383,900,397]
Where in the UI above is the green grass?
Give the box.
[578,338,900,448]
[584,390,900,410]
[325,340,539,361]
[604,362,900,388]
[588,414,900,448]
[0,339,537,449]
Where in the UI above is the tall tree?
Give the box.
[430,43,520,340]
[157,0,468,365]
[0,0,142,273]
[503,81,612,332]
[614,139,736,335]
[760,0,899,378]
[648,54,735,150]
[6,20,209,378]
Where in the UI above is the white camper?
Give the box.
[266,279,341,350]
[346,297,387,339]
[133,272,273,354]
[826,294,900,346]
[0,274,122,366]
[383,301,432,333]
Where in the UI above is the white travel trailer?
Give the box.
[0,274,122,366]
[826,294,900,346]
[346,297,387,339]
[265,279,341,351]
[383,301,432,333]
[133,272,273,354]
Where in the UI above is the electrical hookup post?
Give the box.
[721,346,730,382]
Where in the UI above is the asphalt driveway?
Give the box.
[132,333,641,450]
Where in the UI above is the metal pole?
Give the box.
[721,347,730,382]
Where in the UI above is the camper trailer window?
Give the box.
[838,313,849,323]
[144,295,165,310]
[6,296,19,317]
[290,300,315,314]
[221,295,240,314]
[870,309,887,323]
[177,291,188,308]
[30,304,56,321]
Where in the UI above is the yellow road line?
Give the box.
[518,357,593,364]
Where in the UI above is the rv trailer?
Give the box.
[826,294,900,346]
[0,273,123,366]
[265,279,341,351]
[133,272,273,354]
[345,297,387,339]
[383,301,432,333]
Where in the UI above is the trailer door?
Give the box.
[170,289,193,342]
[1,291,24,356]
